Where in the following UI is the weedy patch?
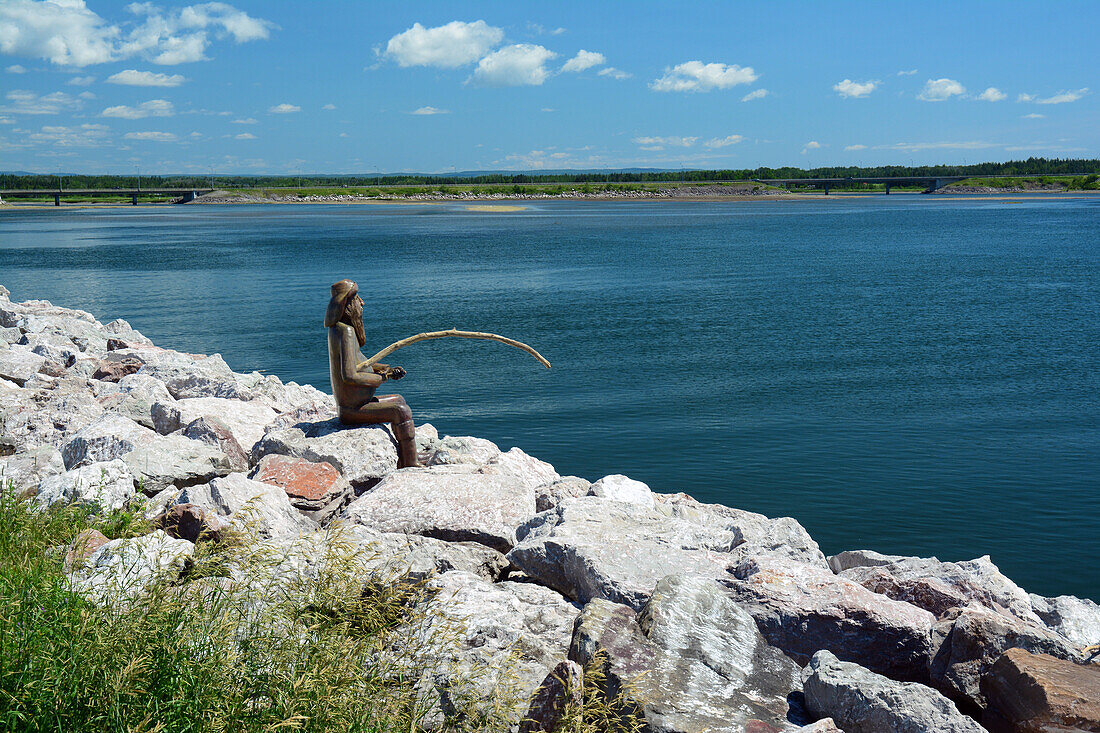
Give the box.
[0,487,532,732]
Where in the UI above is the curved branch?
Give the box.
[364,329,551,369]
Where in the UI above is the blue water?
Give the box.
[2,197,1098,600]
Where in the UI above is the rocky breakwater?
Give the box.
[1,284,1098,732]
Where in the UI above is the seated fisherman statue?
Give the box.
[325,279,419,468]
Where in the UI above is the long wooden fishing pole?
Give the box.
[364,329,551,369]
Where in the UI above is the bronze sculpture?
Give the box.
[325,279,419,468]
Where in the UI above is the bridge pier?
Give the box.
[131,194,138,205]
[823,184,829,195]
[885,184,891,195]
[54,194,60,207]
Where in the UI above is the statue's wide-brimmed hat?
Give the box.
[324,279,359,327]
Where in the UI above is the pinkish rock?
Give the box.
[92,358,144,382]
[250,454,352,519]
[64,528,110,571]
[155,503,230,543]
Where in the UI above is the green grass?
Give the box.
[950,175,1100,190]
[0,489,644,732]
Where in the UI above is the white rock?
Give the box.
[253,419,396,489]
[479,446,561,488]
[69,530,194,603]
[827,549,910,574]
[1029,593,1100,648]
[36,459,136,512]
[152,396,276,451]
[588,474,655,508]
[97,373,174,428]
[571,575,806,732]
[0,345,46,385]
[803,650,984,733]
[343,467,536,552]
[424,435,501,466]
[61,413,157,469]
[535,475,591,512]
[419,571,578,725]
[122,433,233,494]
[0,445,65,494]
[175,472,316,539]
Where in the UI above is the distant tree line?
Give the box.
[3,157,1099,190]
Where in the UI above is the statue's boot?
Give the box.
[394,419,419,468]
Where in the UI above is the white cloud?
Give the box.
[6,64,26,73]
[977,87,1006,102]
[845,144,867,151]
[77,90,94,99]
[918,78,966,101]
[541,107,555,112]
[107,69,186,86]
[597,66,631,80]
[2,89,82,114]
[741,88,768,101]
[897,69,918,76]
[877,141,996,152]
[411,106,448,115]
[232,117,256,124]
[561,49,604,73]
[67,75,95,86]
[631,135,698,151]
[384,20,503,68]
[833,79,878,98]
[1034,88,1088,104]
[801,141,822,154]
[123,130,177,141]
[234,132,255,139]
[0,1,274,67]
[1022,113,1045,119]
[704,134,744,148]
[27,122,108,147]
[268,103,300,113]
[469,43,556,86]
[650,61,757,92]
[322,103,336,110]
[1017,93,1034,103]
[101,99,174,119]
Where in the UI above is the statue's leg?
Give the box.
[339,395,419,468]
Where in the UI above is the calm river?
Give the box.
[2,196,1097,599]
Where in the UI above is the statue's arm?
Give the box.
[340,327,384,388]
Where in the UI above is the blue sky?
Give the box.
[1,0,1097,174]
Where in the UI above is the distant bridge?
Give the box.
[0,188,213,205]
[753,176,970,194]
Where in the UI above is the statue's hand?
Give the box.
[387,366,407,380]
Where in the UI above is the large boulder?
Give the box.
[478,447,560,489]
[250,454,352,522]
[802,650,984,733]
[1,380,105,451]
[1029,593,1100,649]
[121,433,233,494]
[587,474,654,508]
[0,445,65,494]
[930,603,1084,711]
[343,467,536,552]
[0,345,46,386]
[535,476,591,512]
[253,419,396,489]
[827,549,909,574]
[136,350,251,400]
[423,434,501,467]
[69,530,194,604]
[182,416,249,472]
[570,575,806,732]
[152,396,276,452]
[20,332,80,367]
[418,571,578,725]
[96,374,173,429]
[655,493,828,568]
[173,473,316,540]
[35,459,136,512]
[60,413,156,469]
[981,647,1100,733]
[720,556,937,682]
[346,525,509,582]
[507,494,825,612]
[839,554,1042,625]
